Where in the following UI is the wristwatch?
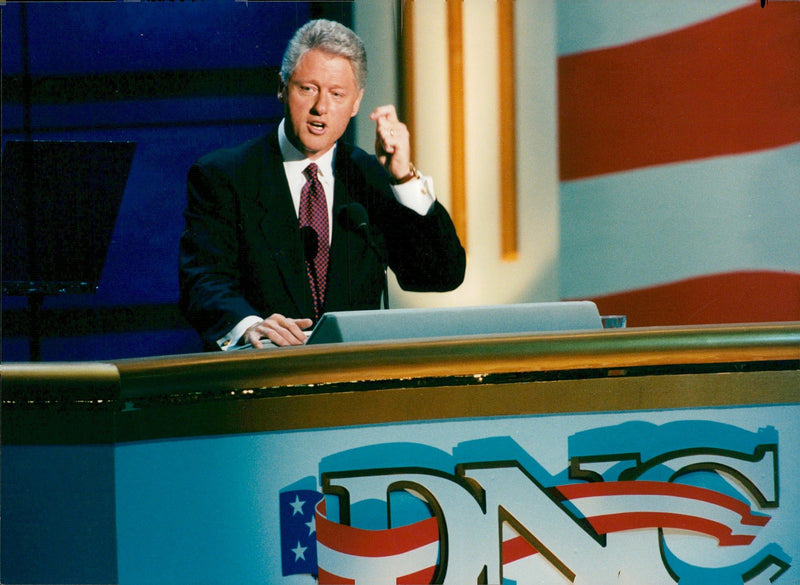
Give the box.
[392,162,420,185]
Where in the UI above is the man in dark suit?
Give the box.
[179,19,465,350]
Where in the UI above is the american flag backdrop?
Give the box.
[557,1,800,303]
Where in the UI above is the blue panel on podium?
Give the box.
[1,444,118,584]
[306,301,602,345]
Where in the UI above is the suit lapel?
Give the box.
[251,132,314,318]
[325,146,363,311]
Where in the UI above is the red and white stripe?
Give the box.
[316,499,439,585]
[558,1,800,301]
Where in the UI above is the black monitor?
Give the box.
[2,140,136,295]
[306,301,603,345]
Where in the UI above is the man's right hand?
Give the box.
[243,314,313,348]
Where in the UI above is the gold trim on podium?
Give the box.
[112,323,799,396]
[3,323,799,444]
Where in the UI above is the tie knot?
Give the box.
[304,163,319,181]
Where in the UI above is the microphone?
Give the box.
[339,202,370,233]
[338,203,389,310]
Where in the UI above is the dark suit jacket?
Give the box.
[179,129,466,349]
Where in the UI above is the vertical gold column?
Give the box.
[400,0,416,136]
[447,0,467,249]
[498,0,518,260]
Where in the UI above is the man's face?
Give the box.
[280,49,364,160]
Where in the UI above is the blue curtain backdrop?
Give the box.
[1,2,352,361]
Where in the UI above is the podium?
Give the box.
[2,320,799,584]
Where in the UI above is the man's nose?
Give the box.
[312,92,329,115]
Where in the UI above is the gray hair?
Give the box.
[280,19,367,89]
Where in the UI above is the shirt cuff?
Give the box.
[217,315,262,351]
[391,174,436,216]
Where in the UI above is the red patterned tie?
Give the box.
[298,163,329,319]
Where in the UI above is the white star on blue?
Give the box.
[291,541,307,562]
[290,495,305,516]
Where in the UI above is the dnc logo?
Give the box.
[280,421,791,584]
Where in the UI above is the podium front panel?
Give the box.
[3,323,799,584]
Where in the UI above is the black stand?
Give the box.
[2,141,136,360]
[27,291,43,363]
[3,281,96,361]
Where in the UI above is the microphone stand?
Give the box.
[376,240,389,310]
[339,203,389,310]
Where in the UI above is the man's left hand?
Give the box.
[370,104,414,182]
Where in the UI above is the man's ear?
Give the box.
[277,80,287,103]
[351,88,365,118]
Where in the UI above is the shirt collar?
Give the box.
[278,119,336,181]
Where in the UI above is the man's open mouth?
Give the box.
[308,121,326,134]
